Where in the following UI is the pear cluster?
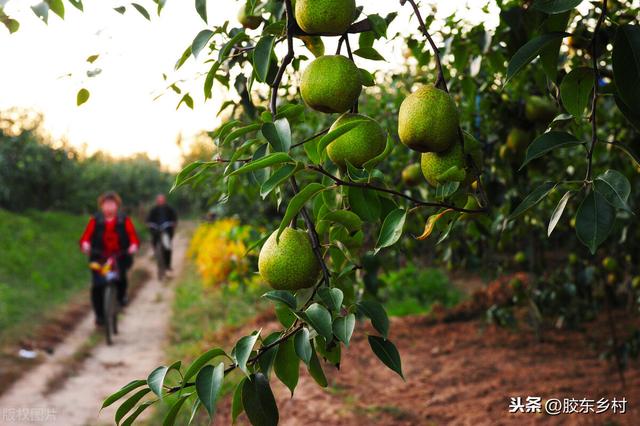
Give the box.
[251,0,481,290]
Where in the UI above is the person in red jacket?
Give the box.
[80,191,139,325]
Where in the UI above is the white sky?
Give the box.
[0,0,496,170]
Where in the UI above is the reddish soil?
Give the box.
[216,310,639,425]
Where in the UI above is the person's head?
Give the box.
[98,191,122,218]
[155,194,167,206]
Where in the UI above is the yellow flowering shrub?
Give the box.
[188,218,254,287]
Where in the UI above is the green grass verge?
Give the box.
[0,209,90,342]
[147,266,270,425]
[379,265,462,317]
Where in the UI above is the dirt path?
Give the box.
[0,232,188,426]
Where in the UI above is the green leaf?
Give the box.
[228,152,293,177]
[241,373,279,426]
[610,139,640,167]
[576,190,616,254]
[188,398,200,425]
[192,29,214,58]
[320,210,363,232]
[113,6,126,14]
[318,287,343,312]
[171,161,215,191]
[375,208,407,254]
[274,338,299,396]
[505,32,569,85]
[262,290,296,310]
[175,45,193,70]
[68,0,83,12]
[222,123,262,146]
[358,68,375,86]
[560,67,594,117]
[548,190,574,236]
[357,300,389,338]
[102,380,147,409]
[333,314,355,347]
[367,13,388,37]
[275,303,296,328]
[231,378,245,424]
[253,35,275,83]
[353,47,385,61]
[300,35,325,57]
[348,187,381,222]
[131,3,150,20]
[147,362,181,399]
[196,362,224,417]
[162,394,191,426]
[594,170,632,212]
[508,182,557,220]
[120,401,155,426]
[615,95,640,132]
[86,54,99,63]
[540,12,570,81]
[532,0,582,14]
[317,120,368,153]
[261,164,300,199]
[277,183,327,239]
[183,348,227,383]
[31,2,49,23]
[115,388,151,425]
[368,336,404,379]
[46,0,64,19]
[294,328,312,365]
[520,131,583,170]
[612,25,640,112]
[177,93,194,109]
[307,348,328,387]
[363,134,394,171]
[304,303,333,341]
[195,0,207,23]
[435,181,460,201]
[257,332,282,378]
[262,119,291,152]
[233,331,261,375]
[76,88,90,106]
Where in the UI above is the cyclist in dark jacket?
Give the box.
[146,194,178,270]
[80,192,139,325]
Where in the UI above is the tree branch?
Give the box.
[400,0,447,91]
[585,0,608,182]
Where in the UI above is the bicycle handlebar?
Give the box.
[146,221,175,231]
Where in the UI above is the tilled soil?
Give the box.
[216,313,639,426]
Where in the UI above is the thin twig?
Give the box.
[307,165,487,214]
[585,0,608,181]
[291,127,330,149]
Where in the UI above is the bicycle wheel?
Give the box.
[103,284,114,345]
[155,241,166,280]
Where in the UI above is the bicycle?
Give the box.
[89,255,121,345]
[147,221,174,280]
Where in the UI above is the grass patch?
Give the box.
[379,265,462,317]
[148,267,271,425]
[0,209,89,342]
